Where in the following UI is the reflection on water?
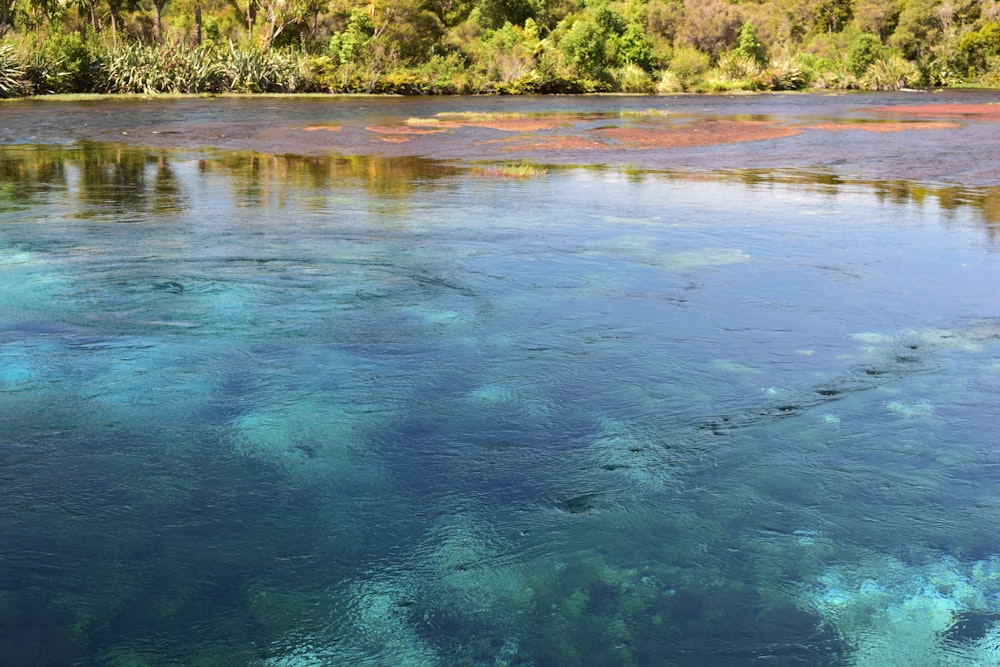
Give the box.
[2,142,1000,666]
[3,145,1000,229]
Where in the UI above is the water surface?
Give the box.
[2,96,1000,666]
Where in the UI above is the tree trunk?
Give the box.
[153,0,164,42]
[195,1,202,45]
[246,3,256,39]
[0,0,11,38]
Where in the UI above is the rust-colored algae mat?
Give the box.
[594,120,802,148]
[495,136,609,151]
[871,104,1000,120]
[807,121,962,132]
[433,112,580,132]
[365,125,449,135]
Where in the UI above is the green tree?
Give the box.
[853,0,903,40]
[890,0,941,63]
[813,0,853,33]
[329,7,373,65]
[615,23,654,69]
[106,0,141,45]
[560,14,608,77]
[232,0,260,39]
[677,0,742,56]
[959,21,1000,73]
[477,0,535,29]
[848,31,885,75]
[375,0,445,65]
[733,21,766,65]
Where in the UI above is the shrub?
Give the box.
[860,53,918,90]
[560,16,610,79]
[222,43,305,93]
[733,22,767,66]
[0,42,26,98]
[35,30,101,93]
[655,68,684,92]
[103,42,169,93]
[759,55,808,90]
[959,22,1000,75]
[610,62,653,92]
[848,33,885,77]
[668,45,709,80]
[716,50,760,81]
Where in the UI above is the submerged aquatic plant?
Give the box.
[804,554,1000,666]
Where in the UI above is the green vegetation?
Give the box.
[0,0,998,96]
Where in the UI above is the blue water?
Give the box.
[1,111,1000,666]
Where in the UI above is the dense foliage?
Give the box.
[0,0,998,95]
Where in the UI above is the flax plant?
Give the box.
[0,42,25,97]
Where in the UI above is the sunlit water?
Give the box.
[2,116,1000,666]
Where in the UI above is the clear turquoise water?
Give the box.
[2,111,1000,666]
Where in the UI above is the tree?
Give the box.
[477,0,535,29]
[152,0,170,41]
[260,0,303,45]
[853,0,903,40]
[734,21,767,65]
[106,0,141,45]
[615,23,654,69]
[560,14,609,77]
[677,0,743,56]
[299,0,329,44]
[891,0,942,63]
[373,0,445,65]
[646,0,683,42]
[848,31,886,74]
[232,0,259,39]
[0,0,14,36]
[959,20,1000,72]
[813,0,853,33]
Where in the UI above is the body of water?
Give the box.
[2,94,1000,666]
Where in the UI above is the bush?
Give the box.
[103,42,170,93]
[560,16,611,79]
[34,30,101,93]
[733,22,767,66]
[860,53,919,90]
[759,55,808,90]
[0,42,26,98]
[668,45,709,80]
[848,33,885,77]
[655,68,684,92]
[959,22,1000,75]
[222,43,305,93]
[610,63,653,92]
[716,50,760,81]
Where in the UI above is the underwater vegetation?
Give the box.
[4,138,1000,665]
[806,554,1000,666]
